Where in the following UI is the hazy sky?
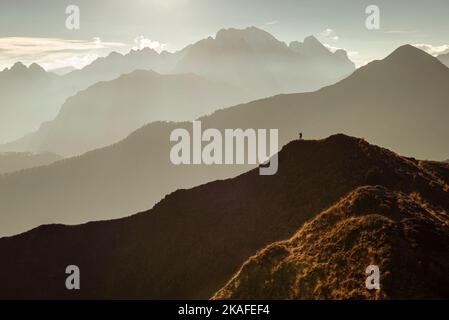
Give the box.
[1,0,448,70]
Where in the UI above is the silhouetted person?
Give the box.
[299,132,303,140]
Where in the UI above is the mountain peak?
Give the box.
[28,63,46,73]
[337,44,449,87]
[334,49,349,59]
[383,44,443,67]
[6,62,47,73]
[10,61,27,72]
[303,35,321,45]
[214,26,285,50]
[216,26,270,38]
[387,44,428,58]
[289,36,330,56]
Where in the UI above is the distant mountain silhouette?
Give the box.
[175,27,355,97]
[0,48,188,145]
[438,52,449,67]
[0,152,62,175]
[0,45,448,237]
[1,135,448,299]
[2,70,249,156]
[1,27,354,154]
[0,63,71,144]
[61,47,189,91]
[0,53,173,144]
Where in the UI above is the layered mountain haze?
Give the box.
[2,0,449,302]
[175,27,355,97]
[1,70,248,156]
[0,120,256,237]
[1,135,448,299]
[0,47,190,146]
[1,27,355,155]
[0,50,182,144]
[0,44,448,237]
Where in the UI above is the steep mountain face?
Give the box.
[0,152,62,175]
[1,70,249,156]
[438,52,449,67]
[0,63,69,144]
[0,135,448,299]
[175,27,355,97]
[0,45,447,237]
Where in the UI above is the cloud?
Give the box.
[0,37,126,70]
[412,43,449,56]
[323,43,364,67]
[320,28,339,41]
[132,36,166,53]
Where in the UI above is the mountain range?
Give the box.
[0,45,188,145]
[0,44,448,237]
[1,134,448,299]
[1,70,248,156]
[0,27,354,149]
[175,27,355,97]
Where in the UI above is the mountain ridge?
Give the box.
[213,184,449,299]
[0,134,448,299]
[0,45,448,237]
